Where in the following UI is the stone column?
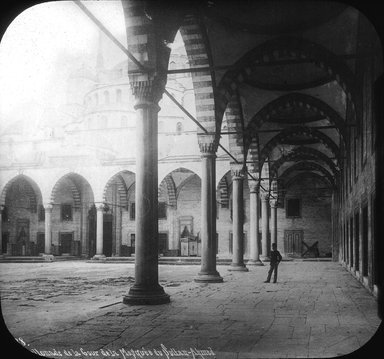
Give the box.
[93,203,105,259]
[195,134,223,283]
[228,164,248,271]
[44,204,53,254]
[0,206,3,256]
[248,180,263,266]
[260,192,270,261]
[123,79,170,304]
[81,204,89,257]
[270,199,278,246]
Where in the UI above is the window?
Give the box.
[130,233,135,253]
[158,202,167,219]
[116,89,122,103]
[38,205,45,221]
[286,198,301,218]
[61,204,73,221]
[176,122,183,135]
[1,206,8,222]
[104,91,110,104]
[101,116,108,128]
[130,202,135,220]
[121,116,129,128]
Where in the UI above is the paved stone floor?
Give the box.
[0,261,381,358]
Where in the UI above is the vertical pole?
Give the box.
[229,165,248,271]
[0,207,3,256]
[94,203,105,258]
[195,134,223,283]
[270,199,278,246]
[261,192,270,261]
[44,204,53,254]
[123,80,170,304]
[248,180,263,266]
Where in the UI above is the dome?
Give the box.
[68,64,96,81]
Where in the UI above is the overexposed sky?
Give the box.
[0,1,127,132]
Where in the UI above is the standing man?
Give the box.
[264,243,282,283]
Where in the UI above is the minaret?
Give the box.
[96,29,105,83]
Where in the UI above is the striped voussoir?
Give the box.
[180,17,216,136]
[218,176,229,208]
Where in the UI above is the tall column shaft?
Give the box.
[261,193,270,260]
[270,199,277,246]
[81,205,88,256]
[44,204,53,254]
[229,165,248,271]
[195,135,223,283]
[248,181,263,266]
[124,80,170,304]
[95,204,104,256]
[0,207,3,255]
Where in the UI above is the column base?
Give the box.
[42,254,55,262]
[92,254,106,260]
[123,284,170,305]
[260,256,270,262]
[194,271,223,283]
[247,259,264,266]
[228,263,249,272]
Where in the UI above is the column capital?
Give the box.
[198,134,218,156]
[260,191,269,201]
[95,203,105,212]
[248,180,260,194]
[44,203,53,211]
[130,75,165,110]
[269,199,278,208]
[230,163,246,180]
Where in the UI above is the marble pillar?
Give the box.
[44,204,53,254]
[260,192,270,261]
[0,207,3,256]
[270,199,278,246]
[248,180,263,266]
[93,203,105,259]
[195,134,223,283]
[123,79,170,304]
[228,164,248,271]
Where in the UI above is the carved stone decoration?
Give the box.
[230,163,246,180]
[260,191,269,201]
[198,134,218,155]
[130,76,165,110]
[248,179,260,194]
[269,199,278,208]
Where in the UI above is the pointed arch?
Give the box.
[0,175,42,211]
[270,147,339,177]
[280,161,336,188]
[217,36,357,123]
[246,92,347,140]
[259,126,340,169]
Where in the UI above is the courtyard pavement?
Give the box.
[0,260,381,358]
